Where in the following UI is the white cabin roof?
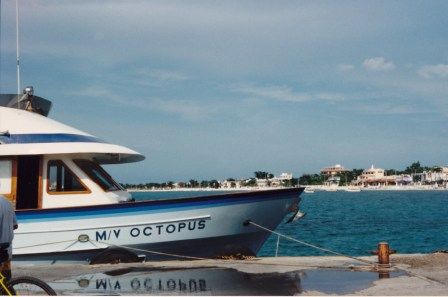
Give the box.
[0,106,144,164]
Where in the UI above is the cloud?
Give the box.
[338,64,355,71]
[149,98,212,121]
[362,57,395,71]
[235,84,348,103]
[78,85,212,121]
[352,103,420,115]
[141,69,189,83]
[418,64,448,79]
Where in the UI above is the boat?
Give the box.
[344,187,361,192]
[303,187,315,194]
[324,187,338,192]
[0,90,304,264]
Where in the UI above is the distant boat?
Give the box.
[325,187,338,192]
[345,187,361,192]
[304,188,315,194]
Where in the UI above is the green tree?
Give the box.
[245,178,257,187]
[189,179,199,188]
[254,171,273,179]
[299,174,324,185]
[209,180,220,189]
[405,161,424,174]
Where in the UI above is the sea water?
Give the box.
[131,190,448,257]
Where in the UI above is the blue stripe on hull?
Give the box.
[0,133,106,144]
[17,188,302,222]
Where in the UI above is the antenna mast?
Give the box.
[16,0,20,95]
[0,0,2,93]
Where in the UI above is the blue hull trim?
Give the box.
[17,188,303,222]
[0,133,106,144]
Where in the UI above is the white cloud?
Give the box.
[362,57,395,71]
[144,69,189,82]
[352,103,419,115]
[418,64,448,79]
[78,85,212,121]
[149,98,212,121]
[338,64,355,71]
[235,85,348,103]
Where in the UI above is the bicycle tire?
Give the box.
[6,276,57,295]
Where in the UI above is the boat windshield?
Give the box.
[74,159,123,192]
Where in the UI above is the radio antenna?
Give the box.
[0,0,2,93]
[16,0,20,95]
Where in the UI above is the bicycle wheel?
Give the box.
[6,276,56,295]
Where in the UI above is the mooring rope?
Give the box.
[246,220,375,266]
[13,239,80,250]
[247,220,448,286]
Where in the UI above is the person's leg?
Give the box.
[1,259,11,281]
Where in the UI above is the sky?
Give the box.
[0,0,447,183]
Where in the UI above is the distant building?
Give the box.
[421,167,448,186]
[256,172,293,187]
[320,164,349,176]
[321,164,349,186]
[395,174,413,186]
[220,180,241,188]
[353,165,396,187]
[277,172,293,180]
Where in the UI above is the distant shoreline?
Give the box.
[128,185,448,192]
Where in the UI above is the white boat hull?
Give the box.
[13,188,302,264]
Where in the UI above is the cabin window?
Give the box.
[73,159,123,192]
[47,160,89,194]
[0,160,12,195]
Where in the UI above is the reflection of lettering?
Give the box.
[114,281,121,290]
[144,279,152,290]
[91,278,207,293]
[167,279,176,291]
[189,279,197,292]
[131,278,141,291]
[179,279,187,291]
[96,279,107,290]
[199,279,207,291]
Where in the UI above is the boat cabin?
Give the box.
[0,91,144,210]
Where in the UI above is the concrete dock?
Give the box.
[12,252,448,295]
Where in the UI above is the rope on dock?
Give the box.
[246,220,376,266]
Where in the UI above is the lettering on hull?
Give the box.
[95,219,207,242]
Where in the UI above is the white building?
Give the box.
[353,165,396,187]
[422,167,448,185]
[256,172,293,187]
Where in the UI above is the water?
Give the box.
[49,266,405,295]
[131,190,448,257]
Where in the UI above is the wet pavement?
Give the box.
[12,253,448,295]
[46,267,406,295]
